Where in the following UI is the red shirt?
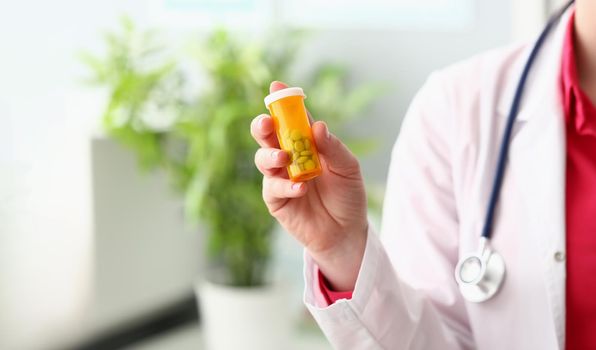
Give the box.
[320,12,596,349]
[318,267,352,304]
[562,11,596,349]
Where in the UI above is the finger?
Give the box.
[255,148,290,176]
[263,177,308,204]
[250,114,279,148]
[312,121,361,177]
[270,81,288,93]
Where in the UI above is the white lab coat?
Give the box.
[303,7,573,350]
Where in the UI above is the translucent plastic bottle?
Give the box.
[264,87,322,182]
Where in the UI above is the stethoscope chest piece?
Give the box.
[455,240,506,303]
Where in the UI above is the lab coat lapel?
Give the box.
[508,81,566,350]
[506,9,570,349]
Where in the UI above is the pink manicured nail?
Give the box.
[271,150,279,159]
[292,183,303,191]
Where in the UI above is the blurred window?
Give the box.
[283,0,474,30]
[155,0,474,30]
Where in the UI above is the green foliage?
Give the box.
[82,18,383,287]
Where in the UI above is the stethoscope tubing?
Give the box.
[479,0,575,239]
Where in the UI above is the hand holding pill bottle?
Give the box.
[264,87,322,182]
[252,81,368,292]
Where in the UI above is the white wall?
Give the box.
[0,0,521,348]
[510,0,548,42]
[294,0,512,182]
[0,1,156,348]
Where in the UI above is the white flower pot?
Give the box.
[196,281,293,350]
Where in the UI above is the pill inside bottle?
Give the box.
[264,87,322,182]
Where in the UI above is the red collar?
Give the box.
[561,10,596,135]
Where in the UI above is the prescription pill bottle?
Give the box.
[264,87,322,182]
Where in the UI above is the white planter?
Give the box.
[197,281,293,350]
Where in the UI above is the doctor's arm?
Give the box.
[303,72,474,349]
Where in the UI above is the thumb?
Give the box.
[270,81,288,93]
[312,121,361,177]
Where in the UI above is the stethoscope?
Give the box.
[454,0,575,303]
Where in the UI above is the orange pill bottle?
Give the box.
[264,87,322,182]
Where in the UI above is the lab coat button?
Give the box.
[554,251,565,262]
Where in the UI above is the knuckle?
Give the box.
[261,176,270,195]
[262,177,282,201]
[345,157,362,177]
[351,159,362,174]
[250,126,259,140]
[254,150,264,168]
[250,117,258,131]
[250,116,266,136]
[330,134,342,148]
[347,150,360,167]
[270,179,283,195]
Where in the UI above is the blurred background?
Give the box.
[0,0,567,349]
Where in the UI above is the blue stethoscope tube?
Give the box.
[455,0,575,303]
[481,0,575,240]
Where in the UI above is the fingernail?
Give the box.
[271,150,279,159]
[292,182,303,191]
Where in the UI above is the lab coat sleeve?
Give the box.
[303,71,473,349]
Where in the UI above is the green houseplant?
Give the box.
[82,18,384,288]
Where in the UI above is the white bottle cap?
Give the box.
[264,87,306,108]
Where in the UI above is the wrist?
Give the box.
[309,223,368,291]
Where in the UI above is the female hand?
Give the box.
[251,81,368,290]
